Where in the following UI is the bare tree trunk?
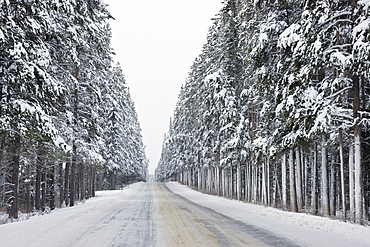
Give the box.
[289,149,297,212]
[71,64,79,207]
[85,166,90,199]
[349,142,355,221]
[58,163,64,207]
[230,166,233,199]
[322,135,330,217]
[252,165,257,203]
[188,167,192,186]
[246,163,252,203]
[237,162,242,201]
[204,167,208,193]
[191,165,197,187]
[353,74,364,224]
[220,167,224,196]
[35,156,42,210]
[91,166,96,197]
[338,128,346,220]
[41,166,46,211]
[216,165,220,196]
[354,118,364,224]
[330,158,336,217]
[312,146,318,215]
[9,135,20,219]
[267,159,270,207]
[262,160,267,205]
[64,162,70,206]
[296,149,302,211]
[0,138,5,175]
[304,155,309,211]
[198,166,201,191]
[49,165,56,210]
[351,0,364,226]
[282,153,287,210]
[272,163,278,207]
[208,166,212,194]
[225,168,229,198]
[79,164,85,201]
[70,156,76,207]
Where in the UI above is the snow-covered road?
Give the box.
[0,183,157,247]
[156,183,298,246]
[0,182,369,246]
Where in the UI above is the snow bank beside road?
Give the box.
[166,182,370,247]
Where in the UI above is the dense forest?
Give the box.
[156,0,370,225]
[0,0,148,221]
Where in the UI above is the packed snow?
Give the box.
[0,182,369,247]
[167,182,370,247]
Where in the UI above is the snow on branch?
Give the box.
[278,24,301,49]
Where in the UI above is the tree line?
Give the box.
[0,0,148,221]
[156,0,369,225]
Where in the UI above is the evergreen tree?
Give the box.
[157,0,370,224]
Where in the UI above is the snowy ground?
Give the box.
[0,183,156,247]
[0,182,369,247]
[167,182,370,247]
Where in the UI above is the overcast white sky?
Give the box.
[104,1,223,174]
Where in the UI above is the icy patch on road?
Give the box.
[166,182,370,247]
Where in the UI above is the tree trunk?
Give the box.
[272,163,278,207]
[70,158,76,207]
[230,166,233,199]
[353,74,364,224]
[312,146,318,215]
[49,165,56,210]
[197,166,201,191]
[354,125,364,224]
[9,135,20,219]
[91,169,95,197]
[304,155,309,211]
[192,166,196,187]
[85,166,90,199]
[246,163,252,203]
[252,166,257,203]
[221,168,225,197]
[282,153,287,209]
[262,161,267,205]
[237,162,242,201]
[330,158,336,217]
[349,142,355,221]
[58,163,64,207]
[0,138,5,175]
[71,64,79,206]
[79,164,85,201]
[267,160,270,207]
[41,167,46,211]
[296,149,302,211]
[350,0,364,226]
[321,135,330,217]
[64,162,70,206]
[208,166,212,194]
[289,149,297,212]
[338,129,347,220]
[216,165,220,196]
[35,156,42,210]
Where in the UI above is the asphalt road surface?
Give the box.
[154,182,299,247]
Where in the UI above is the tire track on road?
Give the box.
[156,182,301,247]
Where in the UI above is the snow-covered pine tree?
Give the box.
[0,0,65,218]
[0,0,148,219]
